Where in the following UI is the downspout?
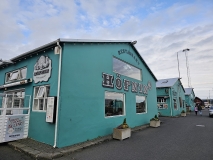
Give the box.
[53,41,62,148]
[170,88,173,116]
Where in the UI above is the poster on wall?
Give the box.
[5,116,25,141]
[33,55,52,83]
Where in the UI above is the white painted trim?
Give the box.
[104,91,126,118]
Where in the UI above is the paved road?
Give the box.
[0,142,33,160]
[56,109,213,160]
[1,109,213,160]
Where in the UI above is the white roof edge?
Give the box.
[59,38,132,43]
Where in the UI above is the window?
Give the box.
[157,103,168,109]
[9,71,19,80]
[37,86,45,98]
[33,85,50,111]
[2,90,25,115]
[5,67,27,82]
[174,99,177,110]
[179,97,182,107]
[105,91,124,117]
[157,97,168,109]
[113,57,141,80]
[136,96,146,113]
[157,97,166,103]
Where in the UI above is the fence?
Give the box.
[0,94,31,143]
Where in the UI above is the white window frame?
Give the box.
[105,91,125,118]
[33,85,50,112]
[5,67,27,83]
[3,89,25,115]
[136,95,147,114]
[157,97,166,103]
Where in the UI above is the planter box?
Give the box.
[150,120,160,127]
[113,128,131,140]
[181,113,186,117]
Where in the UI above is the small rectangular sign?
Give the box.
[5,116,25,141]
[46,97,55,123]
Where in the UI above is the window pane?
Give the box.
[6,73,11,82]
[13,99,20,108]
[44,98,47,110]
[39,99,44,110]
[113,57,141,80]
[20,68,27,79]
[46,86,50,96]
[105,92,124,117]
[33,99,38,110]
[37,87,45,98]
[34,87,39,98]
[136,96,146,113]
[9,71,19,80]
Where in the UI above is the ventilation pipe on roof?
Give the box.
[54,40,62,148]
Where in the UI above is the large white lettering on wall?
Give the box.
[33,56,52,83]
[102,73,152,94]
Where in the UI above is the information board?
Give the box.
[46,97,56,123]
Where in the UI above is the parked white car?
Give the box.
[208,106,213,117]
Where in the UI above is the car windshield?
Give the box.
[210,106,213,109]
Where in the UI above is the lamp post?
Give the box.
[176,49,190,78]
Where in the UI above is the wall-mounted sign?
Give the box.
[46,97,57,123]
[102,73,152,94]
[118,49,140,65]
[5,116,25,141]
[33,56,52,83]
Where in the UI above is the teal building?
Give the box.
[184,88,195,111]
[156,78,186,117]
[0,39,158,148]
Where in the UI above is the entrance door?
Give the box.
[0,90,31,143]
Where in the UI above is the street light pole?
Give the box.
[176,49,190,79]
[183,49,191,87]
[177,52,180,78]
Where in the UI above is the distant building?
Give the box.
[194,97,204,106]
[156,78,186,116]
[184,88,195,111]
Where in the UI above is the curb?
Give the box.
[8,124,150,159]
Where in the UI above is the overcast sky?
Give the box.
[0,0,213,99]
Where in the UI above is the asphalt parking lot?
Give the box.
[1,109,213,160]
[57,109,213,160]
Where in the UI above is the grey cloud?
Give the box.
[194,35,213,47]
